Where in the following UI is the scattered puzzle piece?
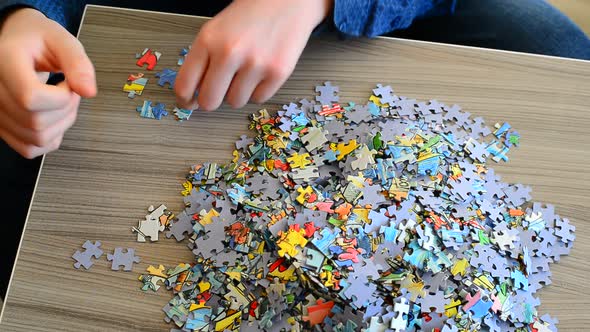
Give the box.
[136,48,161,70]
[107,248,140,271]
[155,68,178,89]
[72,240,103,270]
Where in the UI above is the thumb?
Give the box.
[45,24,97,98]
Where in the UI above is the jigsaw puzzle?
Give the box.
[136,48,161,70]
[155,68,178,89]
[123,73,148,98]
[107,248,141,271]
[72,240,103,270]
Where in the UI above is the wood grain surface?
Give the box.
[1,5,589,331]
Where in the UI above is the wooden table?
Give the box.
[1,5,589,331]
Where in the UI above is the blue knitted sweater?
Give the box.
[0,0,455,37]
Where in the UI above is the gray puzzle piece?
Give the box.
[315,81,339,105]
[72,240,103,270]
[107,247,140,271]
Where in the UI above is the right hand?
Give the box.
[0,8,96,159]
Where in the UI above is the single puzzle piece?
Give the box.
[389,296,410,331]
[155,68,178,88]
[554,217,575,243]
[502,183,532,207]
[372,84,397,106]
[151,102,168,120]
[139,274,166,292]
[136,48,161,70]
[491,222,519,252]
[346,103,374,124]
[107,248,141,271]
[315,81,339,105]
[136,100,155,119]
[301,126,328,152]
[123,76,148,98]
[165,211,194,241]
[464,137,490,163]
[173,107,193,121]
[72,240,103,270]
[133,204,167,242]
[340,276,377,309]
[287,152,312,169]
[469,244,495,269]
[350,144,377,171]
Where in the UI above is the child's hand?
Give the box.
[175,0,332,111]
[0,8,96,158]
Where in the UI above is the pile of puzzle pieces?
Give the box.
[134,82,574,331]
[123,47,194,121]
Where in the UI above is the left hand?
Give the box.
[175,0,333,111]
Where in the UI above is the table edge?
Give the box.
[84,4,590,65]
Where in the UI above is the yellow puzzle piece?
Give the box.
[296,186,314,204]
[335,140,359,161]
[445,298,462,317]
[146,264,168,278]
[277,228,308,257]
[199,208,220,225]
[451,258,469,277]
[287,152,312,169]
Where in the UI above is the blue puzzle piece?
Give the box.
[151,103,168,120]
[380,224,398,242]
[493,122,511,137]
[403,240,432,270]
[136,100,155,119]
[468,296,493,319]
[185,307,212,330]
[291,112,310,126]
[155,68,178,89]
[417,154,441,176]
[511,269,528,290]
[487,140,509,162]
[311,228,340,256]
[322,149,340,163]
[173,107,193,121]
[367,101,380,116]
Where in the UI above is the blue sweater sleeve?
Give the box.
[0,0,85,33]
[333,0,456,37]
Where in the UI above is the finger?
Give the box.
[0,79,73,131]
[45,22,97,98]
[38,94,79,144]
[0,105,72,147]
[175,44,208,110]
[0,89,78,146]
[197,54,240,111]
[0,128,62,159]
[225,63,265,109]
[0,51,72,111]
[251,63,293,104]
[251,78,286,104]
[26,87,80,145]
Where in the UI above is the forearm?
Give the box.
[333,0,456,37]
[0,0,86,33]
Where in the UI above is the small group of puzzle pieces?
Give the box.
[72,240,140,271]
[72,82,574,331]
[71,204,174,271]
[123,47,194,121]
